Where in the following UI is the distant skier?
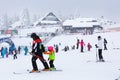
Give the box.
[104,38,108,50]
[76,39,79,49]
[62,46,68,52]
[1,47,5,58]
[95,36,105,62]
[87,43,92,51]
[55,44,59,53]
[29,33,49,73]
[24,46,28,55]
[44,46,56,71]
[5,47,8,58]
[9,43,17,59]
[71,45,75,50]
[18,46,21,54]
[79,39,85,52]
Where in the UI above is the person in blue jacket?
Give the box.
[9,43,17,59]
[24,46,28,55]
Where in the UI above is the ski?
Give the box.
[13,69,62,75]
[13,70,40,75]
[86,60,111,63]
[42,69,62,71]
[27,69,62,72]
[13,72,30,75]
[113,48,120,50]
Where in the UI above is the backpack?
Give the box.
[39,43,45,52]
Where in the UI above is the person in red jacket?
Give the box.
[79,39,85,52]
[87,43,92,51]
[29,33,49,73]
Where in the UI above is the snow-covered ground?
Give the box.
[0,31,120,80]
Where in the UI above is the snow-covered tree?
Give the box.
[20,8,31,27]
[12,14,19,22]
[32,14,38,23]
[0,14,10,29]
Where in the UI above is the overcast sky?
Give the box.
[0,0,120,22]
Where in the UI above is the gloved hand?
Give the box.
[29,52,36,56]
[95,44,98,48]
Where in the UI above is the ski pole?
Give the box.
[29,52,46,62]
[95,44,98,62]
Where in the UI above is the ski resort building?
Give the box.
[34,12,62,27]
[62,18,103,34]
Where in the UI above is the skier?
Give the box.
[44,46,56,71]
[87,43,92,51]
[24,46,28,55]
[55,44,59,53]
[76,39,79,49]
[1,47,5,58]
[104,38,108,50]
[10,43,17,59]
[5,47,8,58]
[13,49,17,59]
[29,33,49,73]
[79,39,85,52]
[18,46,21,54]
[71,45,75,50]
[95,36,105,62]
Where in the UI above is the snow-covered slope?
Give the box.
[0,32,120,80]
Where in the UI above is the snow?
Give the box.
[41,21,58,24]
[17,27,61,36]
[0,31,120,80]
[11,21,22,29]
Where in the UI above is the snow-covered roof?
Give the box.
[62,20,74,26]
[41,21,58,24]
[33,12,62,26]
[11,21,22,29]
[63,17,100,27]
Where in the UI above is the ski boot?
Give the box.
[50,67,56,71]
[99,59,105,62]
[42,68,50,71]
[29,70,40,73]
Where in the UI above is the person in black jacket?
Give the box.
[104,38,107,50]
[29,33,49,73]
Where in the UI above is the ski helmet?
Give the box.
[31,33,36,38]
[98,36,101,39]
[48,46,54,51]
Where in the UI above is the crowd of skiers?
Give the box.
[61,36,107,62]
[62,39,92,52]
[0,45,29,59]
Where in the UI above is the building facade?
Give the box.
[63,18,103,34]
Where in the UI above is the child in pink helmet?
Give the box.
[44,46,56,71]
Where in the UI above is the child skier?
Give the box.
[44,46,56,71]
[87,43,92,51]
